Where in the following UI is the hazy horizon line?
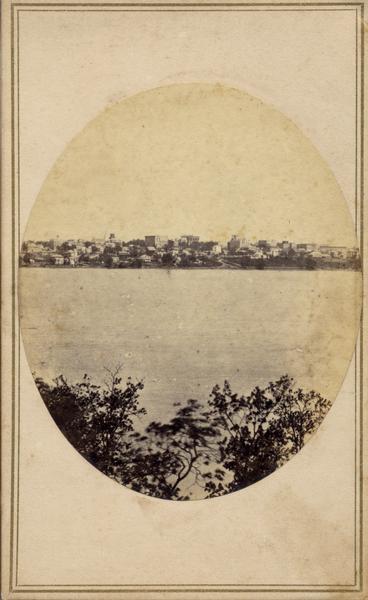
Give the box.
[23,234,359,248]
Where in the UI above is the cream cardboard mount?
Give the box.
[1,2,367,598]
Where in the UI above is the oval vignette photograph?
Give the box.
[19,83,362,501]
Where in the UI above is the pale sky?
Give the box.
[25,83,357,246]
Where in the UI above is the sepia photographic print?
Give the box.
[19,83,362,501]
[1,2,367,598]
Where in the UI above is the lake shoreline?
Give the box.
[19,265,360,272]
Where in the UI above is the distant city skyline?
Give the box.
[21,232,360,271]
[23,232,358,249]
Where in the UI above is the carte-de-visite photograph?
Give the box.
[19,82,362,502]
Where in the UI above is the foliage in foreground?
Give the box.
[35,369,331,500]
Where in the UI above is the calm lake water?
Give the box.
[19,268,360,422]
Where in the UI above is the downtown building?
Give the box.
[144,235,169,249]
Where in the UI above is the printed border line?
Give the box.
[13,7,360,10]
[10,2,363,593]
[354,4,360,586]
[11,584,362,588]
[359,0,365,592]
[10,2,363,592]
[9,2,16,592]
[9,1,364,594]
[9,1,366,6]
[16,7,21,590]
[6,587,364,594]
